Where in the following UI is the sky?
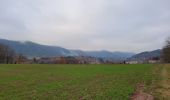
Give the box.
[0,0,170,53]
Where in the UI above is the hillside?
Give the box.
[128,49,161,60]
[0,38,135,60]
[0,39,73,57]
[74,50,135,60]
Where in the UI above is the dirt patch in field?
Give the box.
[131,83,154,100]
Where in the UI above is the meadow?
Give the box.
[0,64,156,100]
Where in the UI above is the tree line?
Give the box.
[162,37,170,63]
[0,44,15,64]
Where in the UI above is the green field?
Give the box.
[0,64,156,100]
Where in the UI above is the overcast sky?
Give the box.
[0,0,170,53]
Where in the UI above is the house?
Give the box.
[126,60,138,64]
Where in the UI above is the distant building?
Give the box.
[126,60,138,64]
[148,56,160,64]
[75,56,102,64]
[38,57,54,64]
[126,56,161,64]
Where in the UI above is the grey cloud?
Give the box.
[0,0,170,52]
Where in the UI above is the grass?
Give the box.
[0,64,155,100]
[153,64,170,100]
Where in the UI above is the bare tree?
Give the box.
[15,54,27,64]
[162,37,170,63]
[0,44,15,64]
